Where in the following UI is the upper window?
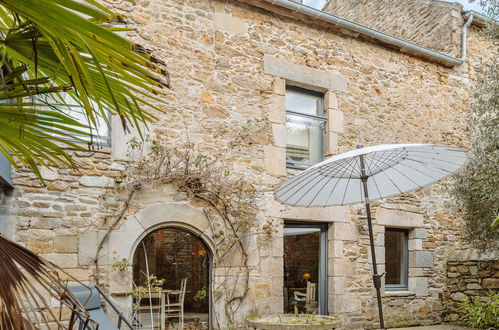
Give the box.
[385,228,409,290]
[285,86,325,169]
[37,93,110,146]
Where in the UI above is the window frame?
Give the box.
[283,221,328,315]
[384,228,409,291]
[33,93,112,147]
[285,86,326,170]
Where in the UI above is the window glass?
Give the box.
[285,87,325,168]
[286,114,323,166]
[285,89,321,116]
[37,93,110,145]
[385,228,408,289]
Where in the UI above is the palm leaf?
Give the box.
[0,234,99,329]
[0,0,169,179]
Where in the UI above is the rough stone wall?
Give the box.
[0,0,496,329]
[323,0,464,55]
[443,249,499,322]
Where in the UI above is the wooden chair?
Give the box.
[293,282,318,314]
[164,278,188,328]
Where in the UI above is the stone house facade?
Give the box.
[0,0,497,329]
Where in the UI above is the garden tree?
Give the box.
[452,0,498,249]
[0,0,168,180]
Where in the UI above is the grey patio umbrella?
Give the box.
[275,144,469,329]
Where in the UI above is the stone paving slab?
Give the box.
[391,325,475,330]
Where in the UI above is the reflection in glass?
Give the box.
[286,114,323,166]
[283,227,320,314]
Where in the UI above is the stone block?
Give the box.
[411,228,428,239]
[283,205,349,222]
[408,239,423,251]
[268,94,286,124]
[39,167,59,181]
[330,72,348,93]
[329,276,345,295]
[483,278,499,289]
[263,145,286,176]
[325,132,339,156]
[78,230,107,266]
[410,251,434,268]
[214,12,248,34]
[332,222,357,241]
[41,253,78,268]
[325,91,339,109]
[330,258,356,276]
[27,241,53,253]
[333,294,360,313]
[329,239,344,258]
[328,110,344,133]
[54,235,78,253]
[367,246,385,264]
[79,176,114,188]
[272,124,286,148]
[272,77,286,95]
[263,55,330,90]
[409,277,429,297]
[376,208,424,227]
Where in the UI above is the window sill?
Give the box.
[384,290,415,297]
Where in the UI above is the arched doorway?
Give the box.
[132,227,210,329]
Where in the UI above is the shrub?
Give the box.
[458,291,499,329]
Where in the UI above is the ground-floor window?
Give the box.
[283,222,328,314]
[132,227,210,329]
[385,228,409,290]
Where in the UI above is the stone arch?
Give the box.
[108,202,217,269]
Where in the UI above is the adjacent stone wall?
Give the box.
[444,248,499,322]
[0,0,496,329]
[323,0,464,55]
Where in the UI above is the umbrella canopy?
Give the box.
[275,144,469,207]
[274,143,468,329]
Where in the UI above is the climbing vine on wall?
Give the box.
[93,119,270,327]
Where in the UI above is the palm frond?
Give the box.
[0,235,99,329]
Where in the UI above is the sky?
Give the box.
[301,0,485,14]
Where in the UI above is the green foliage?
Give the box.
[458,291,499,329]
[0,0,168,179]
[126,275,165,309]
[453,1,499,249]
[112,258,132,271]
[194,287,207,301]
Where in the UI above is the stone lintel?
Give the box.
[214,12,248,35]
[263,55,347,93]
[376,208,424,228]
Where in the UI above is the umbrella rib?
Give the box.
[380,169,404,194]
[388,165,425,189]
[409,149,468,158]
[367,149,390,174]
[277,160,342,205]
[403,154,465,166]
[298,157,357,206]
[275,164,331,201]
[305,161,348,207]
[403,157,456,174]
[325,156,360,206]
[370,172,385,201]
[395,162,440,181]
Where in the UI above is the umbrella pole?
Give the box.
[360,155,385,329]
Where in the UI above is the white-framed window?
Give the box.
[285,86,325,169]
[385,228,409,290]
[37,93,110,146]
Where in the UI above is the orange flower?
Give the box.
[303,273,311,280]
